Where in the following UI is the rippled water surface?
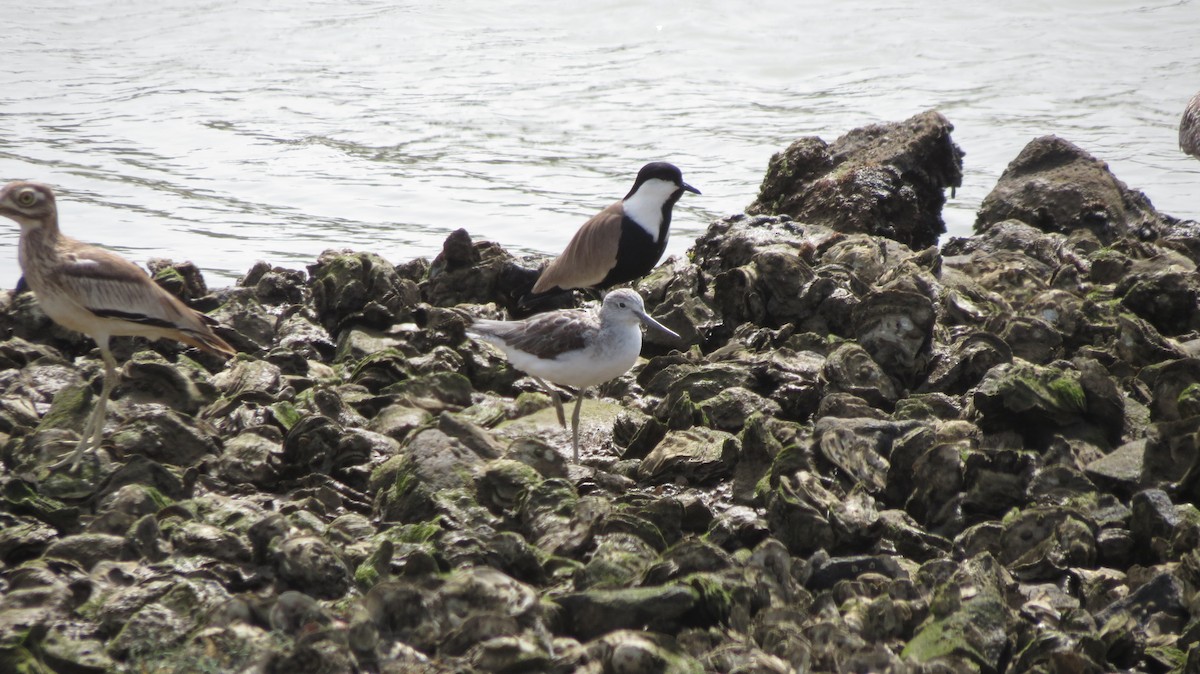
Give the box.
[2,0,1198,284]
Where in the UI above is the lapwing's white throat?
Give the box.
[0,181,237,470]
[529,162,699,299]
[468,288,679,461]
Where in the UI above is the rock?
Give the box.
[423,228,542,314]
[147,259,210,303]
[852,288,935,386]
[89,484,165,536]
[976,135,1172,243]
[1085,439,1146,496]
[638,427,739,485]
[217,426,283,486]
[586,630,704,674]
[170,521,250,564]
[274,535,352,600]
[1093,571,1188,642]
[109,405,218,466]
[308,249,420,334]
[812,417,919,493]
[1118,270,1200,336]
[748,110,964,249]
[902,554,1012,670]
[698,386,780,433]
[821,343,901,409]
[108,603,191,659]
[971,360,1094,441]
[44,533,128,570]
[558,585,700,641]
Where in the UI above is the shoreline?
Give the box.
[2,110,1199,672]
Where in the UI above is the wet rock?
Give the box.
[5,114,1200,674]
[89,483,166,536]
[148,258,210,303]
[505,436,570,479]
[217,426,283,485]
[972,360,1104,443]
[274,535,352,600]
[585,630,704,674]
[732,413,783,504]
[748,110,964,249]
[1085,439,1145,496]
[1093,571,1188,647]
[558,585,700,642]
[697,386,780,433]
[638,427,739,485]
[279,413,366,477]
[960,447,1038,520]
[371,426,487,523]
[1118,270,1200,336]
[205,289,276,353]
[170,521,251,564]
[999,506,1097,580]
[690,217,861,332]
[274,311,336,361]
[852,288,935,386]
[813,417,920,493]
[424,229,542,313]
[108,603,191,660]
[577,532,659,591]
[976,135,1171,243]
[821,343,901,409]
[999,316,1063,364]
[45,533,128,570]
[210,358,285,398]
[0,514,58,565]
[116,354,212,416]
[1128,489,1178,560]
[308,249,420,334]
[902,554,1012,670]
[109,405,219,466]
[469,635,550,672]
[637,260,718,350]
[385,371,474,414]
[244,261,309,306]
[476,459,542,515]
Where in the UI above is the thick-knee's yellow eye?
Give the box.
[16,189,37,207]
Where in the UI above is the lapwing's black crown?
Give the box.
[633,162,685,187]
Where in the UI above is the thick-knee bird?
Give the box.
[0,181,237,469]
[1182,91,1200,160]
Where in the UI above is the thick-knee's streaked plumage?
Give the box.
[469,288,678,461]
[528,162,699,300]
[0,181,236,468]
[1182,91,1200,160]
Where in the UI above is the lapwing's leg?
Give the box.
[571,390,585,462]
[533,376,567,428]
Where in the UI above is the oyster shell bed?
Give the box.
[4,111,1200,673]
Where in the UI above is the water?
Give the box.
[2,0,1198,286]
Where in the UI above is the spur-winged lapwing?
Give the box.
[528,162,699,300]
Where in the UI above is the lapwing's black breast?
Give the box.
[599,215,670,288]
